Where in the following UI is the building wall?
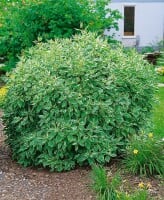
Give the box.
[106,2,164,47]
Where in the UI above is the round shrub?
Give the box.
[3,32,157,171]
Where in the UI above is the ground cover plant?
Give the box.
[3,31,157,172]
[0,0,121,71]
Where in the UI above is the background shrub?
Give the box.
[0,0,121,71]
[3,32,157,171]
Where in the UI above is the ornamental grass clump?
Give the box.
[123,133,164,177]
[91,165,121,200]
[3,31,157,171]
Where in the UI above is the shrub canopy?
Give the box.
[3,32,157,171]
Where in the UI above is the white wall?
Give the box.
[106,2,164,47]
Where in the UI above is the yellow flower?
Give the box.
[147,182,152,189]
[156,66,164,75]
[0,86,7,95]
[0,86,8,105]
[133,149,138,154]
[148,132,153,138]
[138,182,144,188]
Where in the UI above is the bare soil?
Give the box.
[0,111,163,200]
[0,138,94,200]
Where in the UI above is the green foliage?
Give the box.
[131,190,149,200]
[90,165,150,200]
[141,46,155,54]
[91,165,121,200]
[91,165,110,195]
[117,189,149,200]
[3,31,157,171]
[141,40,164,55]
[0,0,121,71]
[123,133,164,177]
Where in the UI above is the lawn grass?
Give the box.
[153,87,164,138]
[158,75,164,84]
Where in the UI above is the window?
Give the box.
[124,6,135,36]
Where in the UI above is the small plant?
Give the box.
[123,133,164,177]
[117,189,149,200]
[90,165,151,200]
[91,165,121,200]
[131,189,149,200]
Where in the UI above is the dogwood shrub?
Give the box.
[3,32,157,171]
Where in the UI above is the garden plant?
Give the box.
[91,165,151,200]
[123,133,164,177]
[3,31,157,172]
